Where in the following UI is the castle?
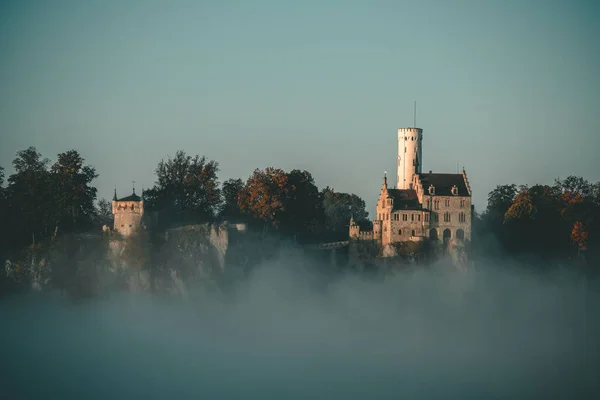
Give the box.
[349,126,473,251]
[112,187,145,237]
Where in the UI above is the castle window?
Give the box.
[434,200,440,210]
[445,199,450,207]
[398,229,402,235]
[418,214,421,222]
[121,224,124,228]
[411,229,415,236]
[426,200,431,209]
[424,214,429,222]
[460,199,465,208]
[444,212,451,222]
[411,214,414,221]
[129,224,132,228]
[459,212,466,223]
[402,214,408,221]
[433,213,439,222]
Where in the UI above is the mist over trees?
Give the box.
[475,177,600,266]
[0,145,599,274]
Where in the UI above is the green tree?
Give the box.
[149,150,221,224]
[219,178,244,219]
[6,147,52,247]
[49,150,98,235]
[321,187,369,240]
[95,198,113,228]
[281,169,325,242]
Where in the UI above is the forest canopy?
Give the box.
[0,146,598,265]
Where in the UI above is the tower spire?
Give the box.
[414,101,417,128]
[113,185,117,201]
[132,180,136,195]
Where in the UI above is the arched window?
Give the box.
[456,229,465,241]
[443,229,451,244]
[429,229,438,240]
[398,229,402,235]
[411,229,416,237]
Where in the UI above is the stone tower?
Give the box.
[397,127,423,189]
[112,187,144,237]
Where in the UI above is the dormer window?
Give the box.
[428,185,435,195]
[451,185,459,196]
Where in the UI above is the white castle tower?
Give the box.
[397,127,423,189]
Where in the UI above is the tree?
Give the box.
[281,169,325,241]
[238,168,289,227]
[95,198,113,228]
[219,178,244,219]
[321,187,369,240]
[49,150,98,235]
[485,184,518,221]
[504,188,536,223]
[6,147,52,246]
[149,150,221,224]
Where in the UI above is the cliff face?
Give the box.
[3,223,234,298]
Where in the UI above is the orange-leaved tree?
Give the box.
[238,168,289,227]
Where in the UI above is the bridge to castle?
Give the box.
[306,241,349,252]
[304,240,350,267]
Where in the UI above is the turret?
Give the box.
[397,127,423,189]
[349,215,360,239]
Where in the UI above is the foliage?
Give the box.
[321,187,370,240]
[219,178,244,219]
[146,150,221,224]
[476,176,600,262]
[95,198,114,228]
[49,150,99,234]
[238,167,289,225]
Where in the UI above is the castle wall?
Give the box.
[420,195,471,242]
[112,200,144,237]
[387,210,427,245]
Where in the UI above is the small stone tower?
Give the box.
[112,187,144,237]
[349,216,360,239]
[397,127,423,189]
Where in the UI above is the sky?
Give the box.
[0,0,599,214]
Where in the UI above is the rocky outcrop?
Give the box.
[2,222,236,297]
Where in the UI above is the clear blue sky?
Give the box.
[1,0,599,214]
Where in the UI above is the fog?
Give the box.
[1,250,599,399]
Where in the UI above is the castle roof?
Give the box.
[418,173,470,196]
[116,193,142,202]
[388,189,421,211]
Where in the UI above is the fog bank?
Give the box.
[1,254,599,399]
